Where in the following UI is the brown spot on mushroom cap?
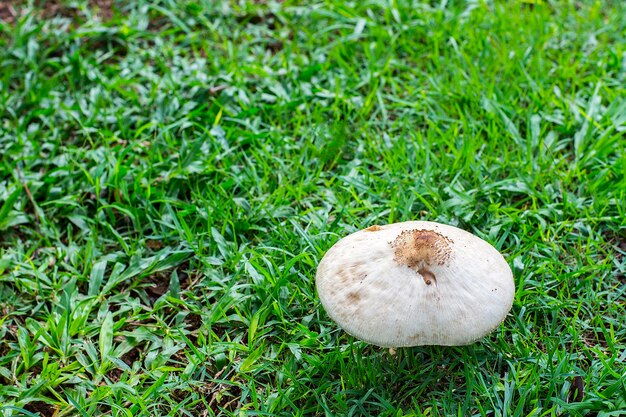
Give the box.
[337,268,350,284]
[346,291,362,303]
[337,263,366,286]
[390,229,453,271]
[420,269,436,285]
[365,225,383,232]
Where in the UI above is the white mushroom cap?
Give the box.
[316,221,515,347]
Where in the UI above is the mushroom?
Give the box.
[316,221,515,347]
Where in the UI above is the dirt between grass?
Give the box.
[0,2,17,22]
[0,0,115,24]
[24,401,56,417]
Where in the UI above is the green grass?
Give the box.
[1,0,625,415]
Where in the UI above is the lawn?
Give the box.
[1,0,625,416]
